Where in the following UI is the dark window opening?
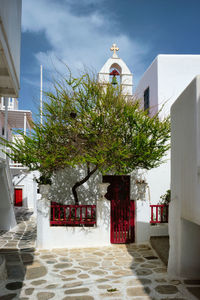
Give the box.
[144,87,150,114]
[2,127,4,136]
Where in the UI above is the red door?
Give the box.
[103,175,135,244]
[14,189,23,206]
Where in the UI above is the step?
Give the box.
[150,223,168,236]
[150,236,169,266]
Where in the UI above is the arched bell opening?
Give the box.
[109,63,122,86]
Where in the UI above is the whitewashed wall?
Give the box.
[135,57,158,116]
[135,57,170,205]
[135,200,150,243]
[49,166,102,205]
[144,152,170,205]
[168,76,200,278]
[135,54,200,205]
[37,167,154,247]
[0,0,22,96]
[37,190,110,249]
[0,116,2,137]
[12,171,38,213]
[0,167,16,230]
[158,55,200,116]
[37,167,110,248]
[136,55,200,116]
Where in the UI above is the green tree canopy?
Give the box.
[1,72,170,204]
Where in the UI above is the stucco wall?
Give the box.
[36,167,153,246]
[135,57,158,116]
[0,114,2,137]
[170,76,200,224]
[0,0,22,84]
[168,75,200,278]
[48,167,149,207]
[135,55,200,206]
[0,167,16,230]
[49,166,102,205]
[12,171,38,213]
[136,55,200,117]
[135,200,150,243]
[144,152,170,205]
[37,195,110,249]
[158,55,200,116]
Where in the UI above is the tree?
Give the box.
[0,72,170,204]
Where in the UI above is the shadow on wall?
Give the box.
[48,167,148,205]
[48,166,102,205]
[130,170,148,201]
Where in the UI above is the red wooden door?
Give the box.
[14,189,23,206]
[103,175,135,244]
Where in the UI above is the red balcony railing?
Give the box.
[150,204,169,224]
[50,202,96,226]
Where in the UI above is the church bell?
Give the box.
[110,69,120,85]
[111,75,118,85]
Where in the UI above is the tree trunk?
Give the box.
[72,164,98,205]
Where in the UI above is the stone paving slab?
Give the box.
[0,208,199,299]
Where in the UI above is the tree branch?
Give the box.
[72,165,98,205]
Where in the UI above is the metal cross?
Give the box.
[110,43,119,57]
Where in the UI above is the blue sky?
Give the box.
[19,0,200,116]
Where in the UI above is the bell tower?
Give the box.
[98,44,133,95]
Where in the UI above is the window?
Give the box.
[144,87,150,114]
[2,127,4,136]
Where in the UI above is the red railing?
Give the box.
[50,202,96,226]
[150,204,169,224]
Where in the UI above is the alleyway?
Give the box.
[0,209,200,300]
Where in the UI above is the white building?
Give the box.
[135,54,200,206]
[169,75,200,279]
[0,0,21,98]
[0,0,22,230]
[0,97,37,212]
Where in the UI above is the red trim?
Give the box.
[103,175,135,244]
[14,189,23,206]
[150,204,169,224]
[50,202,96,226]
[109,69,120,76]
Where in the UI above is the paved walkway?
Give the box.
[0,209,200,300]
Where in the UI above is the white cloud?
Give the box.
[22,0,150,82]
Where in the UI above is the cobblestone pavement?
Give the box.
[0,208,36,250]
[0,209,200,300]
